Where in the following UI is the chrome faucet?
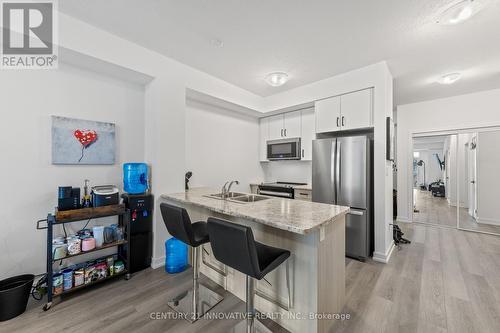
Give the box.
[221,180,239,199]
[221,181,230,198]
[227,180,239,194]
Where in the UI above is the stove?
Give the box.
[257,182,308,199]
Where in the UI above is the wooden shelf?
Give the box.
[54,204,126,224]
[54,270,128,297]
[52,240,127,262]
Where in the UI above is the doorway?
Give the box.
[412,135,452,227]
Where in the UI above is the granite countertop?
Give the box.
[161,187,349,235]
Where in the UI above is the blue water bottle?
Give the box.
[123,163,149,194]
[165,237,188,273]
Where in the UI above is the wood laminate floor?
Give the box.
[413,189,500,234]
[2,223,500,333]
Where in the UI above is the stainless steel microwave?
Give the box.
[267,138,301,160]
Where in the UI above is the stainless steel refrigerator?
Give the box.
[312,135,373,260]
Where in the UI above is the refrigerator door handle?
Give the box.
[349,210,364,216]
[335,140,341,204]
[331,140,336,203]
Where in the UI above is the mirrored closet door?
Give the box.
[457,129,500,235]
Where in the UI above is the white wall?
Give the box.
[443,134,469,208]
[0,64,145,279]
[396,88,500,222]
[261,161,312,184]
[413,149,444,186]
[185,100,264,192]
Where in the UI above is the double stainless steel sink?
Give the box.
[205,192,271,204]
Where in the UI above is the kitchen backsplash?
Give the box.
[261,161,312,184]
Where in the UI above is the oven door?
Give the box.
[258,186,294,199]
[267,138,301,160]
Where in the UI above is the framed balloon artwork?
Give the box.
[51,116,116,165]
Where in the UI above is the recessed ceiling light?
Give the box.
[437,0,479,25]
[210,38,224,48]
[265,72,289,87]
[438,72,462,85]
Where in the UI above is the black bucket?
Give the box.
[0,274,35,321]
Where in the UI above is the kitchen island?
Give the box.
[161,187,349,333]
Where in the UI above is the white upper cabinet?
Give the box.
[267,111,302,140]
[283,111,301,138]
[268,114,284,140]
[315,95,341,133]
[340,89,373,130]
[259,117,269,161]
[301,108,315,161]
[314,88,373,134]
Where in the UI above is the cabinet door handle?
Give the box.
[336,117,340,127]
[284,129,287,137]
[302,149,304,158]
[342,116,345,127]
[281,129,283,137]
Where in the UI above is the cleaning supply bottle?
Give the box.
[82,179,92,208]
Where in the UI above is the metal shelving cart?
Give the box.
[37,204,131,311]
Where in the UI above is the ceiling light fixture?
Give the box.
[438,72,462,85]
[437,0,478,25]
[210,38,224,48]
[265,72,289,87]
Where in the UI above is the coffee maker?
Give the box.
[121,194,153,273]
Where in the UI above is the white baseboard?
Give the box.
[476,217,500,226]
[448,201,468,208]
[151,256,165,269]
[373,241,395,264]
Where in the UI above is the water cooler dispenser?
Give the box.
[122,194,153,273]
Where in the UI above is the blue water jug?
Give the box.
[165,237,188,274]
[123,163,148,194]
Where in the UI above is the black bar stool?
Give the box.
[207,217,291,333]
[160,203,224,322]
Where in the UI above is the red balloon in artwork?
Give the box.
[74,129,98,147]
